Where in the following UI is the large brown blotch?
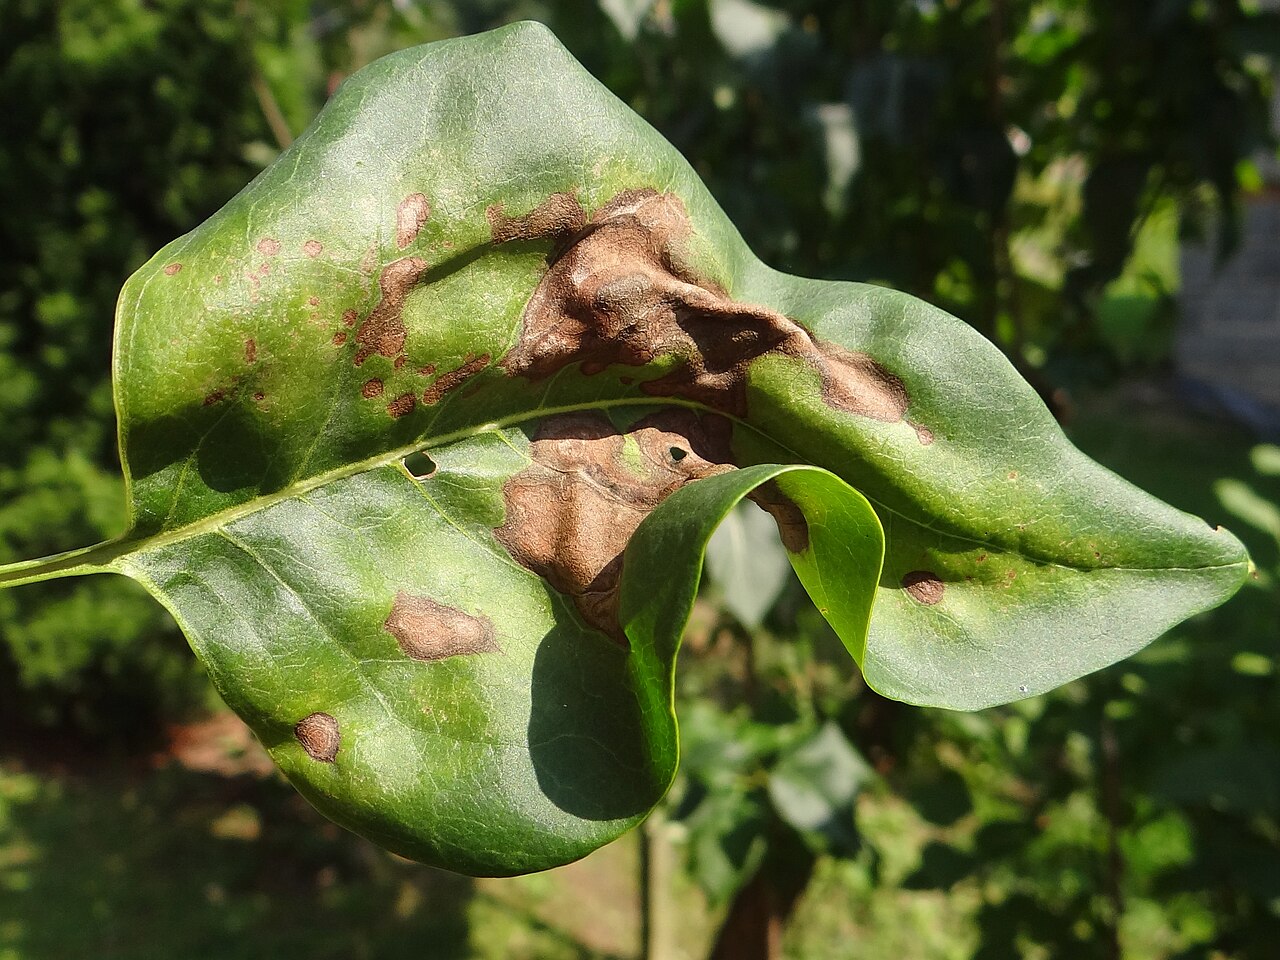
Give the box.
[498,189,910,424]
[496,410,735,643]
[384,592,500,661]
[354,257,427,365]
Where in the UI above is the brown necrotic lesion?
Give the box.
[495,410,734,644]
[495,188,913,425]
[295,712,340,762]
[384,592,500,661]
[395,193,431,249]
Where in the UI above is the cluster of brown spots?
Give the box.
[163,263,182,276]
[497,189,913,427]
[487,192,586,245]
[387,392,416,419]
[257,237,281,256]
[422,354,490,406]
[353,257,427,366]
[395,193,431,249]
[295,712,340,762]
[496,410,735,643]
[383,592,500,661]
[303,239,324,257]
[361,378,384,399]
[244,338,257,364]
[203,388,226,407]
[901,570,945,605]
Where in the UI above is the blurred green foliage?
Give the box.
[2,1,1279,957]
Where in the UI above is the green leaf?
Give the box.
[706,500,792,628]
[0,22,1250,874]
[768,721,874,856]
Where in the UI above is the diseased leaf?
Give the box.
[0,22,1250,874]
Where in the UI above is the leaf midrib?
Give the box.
[0,395,1248,590]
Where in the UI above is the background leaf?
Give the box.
[705,501,792,628]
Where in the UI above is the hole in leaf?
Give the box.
[403,451,436,479]
[669,446,687,462]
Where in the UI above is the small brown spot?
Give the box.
[901,571,944,605]
[486,192,586,244]
[353,257,428,365]
[387,392,416,419]
[384,592,499,662]
[422,354,490,405]
[203,389,225,407]
[976,554,987,563]
[394,355,406,370]
[332,331,347,346]
[361,379,384,399]
[342,309,357,328]
[213,275,223,285]
[395,193,431,249]
[257,237,281,256]
[303,239,324,257]
[244,338,257,364]
[295,712,340,762]
[914,423,935,446]
[1007,471,1018,480]
[253,391,265,402]
[307,296,319,307]
[417,364,436,377]
[164,263,182,276]
[259,262,271,275]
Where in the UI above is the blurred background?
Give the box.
[2,1,1279,958]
